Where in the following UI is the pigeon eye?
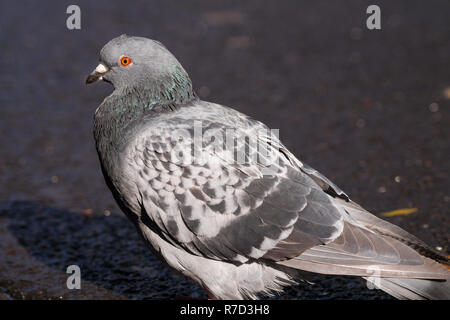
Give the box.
[120,56,132,66]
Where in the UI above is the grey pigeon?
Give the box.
[86,35,449,299]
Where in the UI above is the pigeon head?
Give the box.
[86,35,195,105]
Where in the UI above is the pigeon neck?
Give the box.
[117,65,196,110]
[93,75,197,158]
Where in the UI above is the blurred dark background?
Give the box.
[0,0,448,299]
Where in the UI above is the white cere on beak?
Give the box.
[95,63,109,74]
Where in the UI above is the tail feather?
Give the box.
[365,277,450,300]
[337,199,449,265]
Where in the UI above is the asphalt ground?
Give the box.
[0,0,448,299]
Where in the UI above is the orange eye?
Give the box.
[120,56,132,66]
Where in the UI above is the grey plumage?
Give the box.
[87,35,449,299]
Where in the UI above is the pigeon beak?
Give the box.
[86,63,109,84]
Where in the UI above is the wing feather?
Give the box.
[126,112,346,263]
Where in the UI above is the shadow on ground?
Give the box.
[0,200,205,299]
[0,200,392,299]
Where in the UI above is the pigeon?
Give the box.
[86,35,449,300]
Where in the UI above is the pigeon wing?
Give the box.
[125,110,448,281]
[126,117,344,263]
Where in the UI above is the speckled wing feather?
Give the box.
[124,103,345,264]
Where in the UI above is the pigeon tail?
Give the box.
[365,277,450,300]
